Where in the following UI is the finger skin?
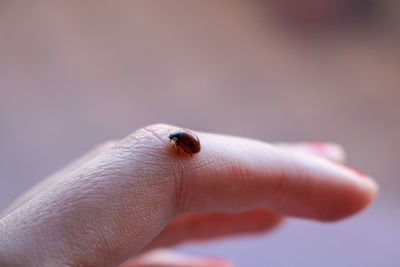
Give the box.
[0,141,118,218]
[142,141,342,250]
[0,124,378,266]
[169,126,376,219]
[144,209,283,250]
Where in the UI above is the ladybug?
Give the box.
[169,130,201,156]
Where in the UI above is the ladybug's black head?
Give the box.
[169,132,180,141]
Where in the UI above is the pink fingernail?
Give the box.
[199,256,233,267]
[307,142,328,153]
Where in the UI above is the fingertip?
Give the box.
[337,168,378,220]
[304,162,379,222]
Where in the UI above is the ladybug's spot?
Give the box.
[188,141,194,147]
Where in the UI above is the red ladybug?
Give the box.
[169,130,201,156]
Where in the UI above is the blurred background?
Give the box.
[0,1,399,266]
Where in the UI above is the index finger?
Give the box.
[142,124,377,221]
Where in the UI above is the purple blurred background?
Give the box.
[0,1,399,266]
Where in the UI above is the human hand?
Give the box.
[0,124,378,266]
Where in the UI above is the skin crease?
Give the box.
[0,124,378,267]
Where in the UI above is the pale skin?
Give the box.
[0,124,378,267]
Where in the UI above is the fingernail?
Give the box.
[197,256,234,267]
[306,142,328,153]
[304,142,345,160]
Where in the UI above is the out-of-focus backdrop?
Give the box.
[0,1,399,266]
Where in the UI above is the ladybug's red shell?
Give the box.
[169,131,201,155]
